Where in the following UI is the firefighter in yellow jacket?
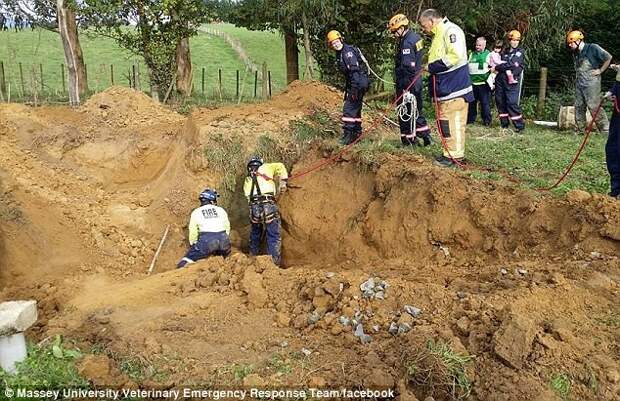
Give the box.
[243,156,288,266]
[419,9,474,167]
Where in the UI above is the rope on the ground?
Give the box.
[288,70,424,181]
[536,99,605,191]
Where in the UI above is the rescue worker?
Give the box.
[177,188,231,268]
[567,30,612,134]
[243,156,288,266]
[387,13,432,146]
[326,30,370,145]
[493,30,525,132]
[418,9,474,167]
[605,64,620,198]
[467,37,492,126]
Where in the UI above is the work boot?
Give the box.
[420,134,433,147]
[433,155,464,168]
[340,132,353,145]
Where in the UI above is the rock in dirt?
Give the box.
[606,369,619,383]
[494,313,536,369]
[398,379,420,401]
[404,305,422,318]
[566,189,592,203]
[243,374,266,387]
[308,375,327,388]
[242,270,268,308]
[354,324,372,344]
[363,368,395,388]
[78,355,121,386]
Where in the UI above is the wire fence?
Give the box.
[0,59,277,104]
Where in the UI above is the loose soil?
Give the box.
[0,81,618,400]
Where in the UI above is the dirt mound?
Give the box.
[82,86,183,128]
[269,80,342,111]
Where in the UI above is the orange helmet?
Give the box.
[507,30,521,40]
[326,30,343,44]
[388,14,409,33]
[566,30,584,44]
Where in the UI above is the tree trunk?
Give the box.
[56,0,87,107]
[301,11,315,79]
[175,37,192,97]
[284,29,299,84]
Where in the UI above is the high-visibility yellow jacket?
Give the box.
[243,162,288,201]
[427,17,474,102]
[188,204,230,245]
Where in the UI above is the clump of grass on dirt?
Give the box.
[291,108,338,143]
[266,353,293,376]
[232,363,253,381]
[550,372,572,400]
[204,132,245,204]
[405,339,473,400]
[0,336,88,390]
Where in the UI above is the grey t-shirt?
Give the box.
[574,43,611,87]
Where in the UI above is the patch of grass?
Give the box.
[232,363,253,381]
[593,311,620,328]
[0,27,250,102]
[203,132,245,203]
[466,126,608,195]
[204,23,309,93]
[550,372,572,401]
[267,354,293,376]
[406,339,473,400]
[0,336,88,390]
[291,109,339,143]
[254,133,298,167]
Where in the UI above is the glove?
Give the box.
[279,179,288,193]
[603,91,613,99]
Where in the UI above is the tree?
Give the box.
[57,0,87,106]
[82,0,210,100]
[4,0,88,105]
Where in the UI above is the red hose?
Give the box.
[537,99,604,191]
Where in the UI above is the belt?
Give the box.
[250,194,275,203]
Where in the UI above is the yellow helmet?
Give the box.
[388,14,409,33]
[326,30,343,44]
[507,30,521,40]
[566,30,584,44]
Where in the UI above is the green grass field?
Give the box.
[0,26,294,101]
[203,23,310,93]
[369,125,609,195]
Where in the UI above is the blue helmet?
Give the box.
[247,156,263,172]
[199,188,219,205]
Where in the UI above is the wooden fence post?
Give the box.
[110,64,114,85]
[19,62,25,96]
[261,62,268,99]
[132,65,137,90]
[218,68,223,99]
[537,67,548,118]
[39,64,44,92]
[201,67,205,94]
[0,61,6,95]
[61,64,66,94]
[236,70,239,99]
[254,70,258,98]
